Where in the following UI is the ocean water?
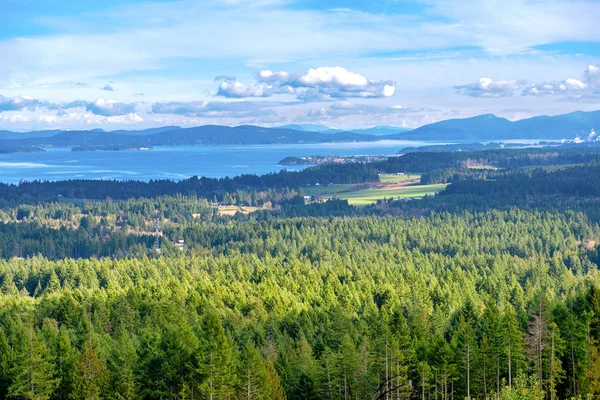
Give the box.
[0,141,446,183]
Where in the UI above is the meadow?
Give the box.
[301,173,446,205]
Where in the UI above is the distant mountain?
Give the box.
[0,130,65,140]
[393,111,600,141]
[0,125,376,149]
[144,125,371,145]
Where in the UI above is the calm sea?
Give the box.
[0,140,447,183]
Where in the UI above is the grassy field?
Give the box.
[337,183,448,205]
[378,173,421,183]
[300,173,446,206]
[301,184,355,197]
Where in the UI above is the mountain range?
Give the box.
[398,111,600,141]
[0,110,598,151]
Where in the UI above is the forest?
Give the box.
[2,144,600,399]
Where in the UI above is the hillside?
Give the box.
[393,110,600,140]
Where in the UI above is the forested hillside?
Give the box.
[2,145,600,399]
[2,211,600,399]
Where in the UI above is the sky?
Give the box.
[0,0,599,131]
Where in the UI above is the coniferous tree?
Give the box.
[8,327,59,400]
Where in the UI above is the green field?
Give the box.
[378,173,421,183]
[337,183,448,205]
[301,184,355,197]
[301,174,445,205]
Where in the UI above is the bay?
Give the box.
[0,140,447,183]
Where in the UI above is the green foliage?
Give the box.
[499,374,544,400]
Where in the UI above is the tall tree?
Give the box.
[70,340,108,400]
[8,326,59,400]
[196,310,238,400]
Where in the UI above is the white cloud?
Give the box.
[0,95,138,117]
[217,81,294,98]
[101,84,115,92]
[523,64,600,98]
[0,95,46,112]
[218,66,395,101]
[257,70,290,83]
[84,99,137,116]
[454,77,525,98]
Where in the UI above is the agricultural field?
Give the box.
[378,173,421,183]
[301,173,446,205]
[301,183,355,197]
[337,183,448,205]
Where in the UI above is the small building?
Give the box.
[175,239,185,251]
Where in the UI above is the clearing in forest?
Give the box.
[302,173,447,205]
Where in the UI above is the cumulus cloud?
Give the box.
[454,77,525,98]
[523,64,600,98]
[0,95,137,117]
[150,100,287,118]
[217,81,294,98]
[101,84,115,91]
[84,99,137,116]
[257,70,291,84]
[216,66,395,101]
[0,95,47,112]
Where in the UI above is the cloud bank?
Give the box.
[0,95,47,112]
[523,64,600,98]
[216,66,396,102]
[0,95,138,117]
[454,77,525,98]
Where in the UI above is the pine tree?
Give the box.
[8,327,59,400]
[70,340,107,400]
[2,273,19,296]
[452,317,475,399]
[0,327,13,399]
[108,333,137,400]
[196,310,237,400]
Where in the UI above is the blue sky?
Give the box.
[0,0,599,131]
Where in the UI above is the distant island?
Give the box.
[0,145,45,154]
[279,155,393,165]
[71,145,153,152]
